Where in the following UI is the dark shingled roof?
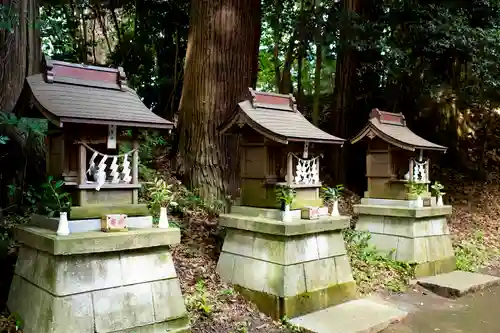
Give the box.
[351,109,447,152]
[219,88,344,144]
[22,58,174,129]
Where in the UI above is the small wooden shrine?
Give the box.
[219,88,344,209]
[16,57,174,219]
[216,89,356,320]
[351,108,447,200]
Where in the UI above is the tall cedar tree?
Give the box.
[177,0,261,202]
[330,0,368,183]
[0,0,41,112]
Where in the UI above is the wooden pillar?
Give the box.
[287,153,293,186]
[425,158,430,183]
[78,143,86,205]
[132,139,139,204]
[409,159,414,182]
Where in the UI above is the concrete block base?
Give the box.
[289,298,407,333]
[234,282,357,320]
[8,227,189,333]
[217,208,357,319]
[416,271,500,298]
[355,203,455,277]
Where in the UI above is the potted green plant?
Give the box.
[275,185,296,222]
[431,181,445,206]
[321,184,344,216]
[406,181,427,208]
[148,177,178,228]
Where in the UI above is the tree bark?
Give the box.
[0,0,40,113]
[312,0,322,126]
[272,0,281,90]
[313,43,322,126]
[177,0,261,203]
[329,0,363,183]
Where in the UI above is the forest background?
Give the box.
[2,0,500,331]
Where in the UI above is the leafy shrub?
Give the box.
[454,231,492,272]
[185,279,213,316]
[344,229,413,293]
[38,176,71,217]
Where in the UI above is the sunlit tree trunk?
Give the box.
[177,0,261,203]
[312,0,323,126]
[0,0,41,112]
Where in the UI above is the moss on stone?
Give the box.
[234,281,357,320]
[413,256,456,278]
[70,204,149,219]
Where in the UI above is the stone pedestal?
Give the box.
[216,206,357,320]
[31,214,154,233]
[355,201,455,278]
[8,226,190,333]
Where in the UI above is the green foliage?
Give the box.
[274,185,296,207]
[107,0,190,118]
[229,321,249,333]
[454,231,492,272]
[40,4,81,62]
[7,184,39,213]
[147,177,178,211]
[0,4,17,32]
[406,181,427,196]
[431,181,445,196]
[344,229,413,293]
[280,316,304,333]
[119,130,171,182]
[171,186,225,218]
[39,176,71,217]
[321,184,344,203]
[186,279,213,316]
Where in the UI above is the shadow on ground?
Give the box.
[381,282,500,333]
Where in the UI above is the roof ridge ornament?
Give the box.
[44,57,54,83]
[370,108,406,126]
[117,67,128,91]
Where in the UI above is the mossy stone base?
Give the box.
[356,203,456,277]
[15,226,180,255]
[241,182,323,210]
[234,281,357,320]
[414,256,457,278]
[70,203,149,219]
[217,215,357,319]
[8,240,189,333]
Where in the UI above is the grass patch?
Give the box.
[454,231,496,272]
[343,229,414,294]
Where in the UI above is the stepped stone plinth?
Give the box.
[355,200,455,277]
[8,226,190,333]
[216,206,357,320]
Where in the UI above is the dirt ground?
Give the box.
[173,182,500,333]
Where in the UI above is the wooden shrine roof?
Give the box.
[219,88,345,144]
[350,108,447,152]
[20,57,174,129]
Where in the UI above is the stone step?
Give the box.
[416,270,500,298]
[289,298,407,333]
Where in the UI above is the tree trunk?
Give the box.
[312,0,323,126]
[278,31,296,94]
[272,0,281,90]
[329,0,363,183]
[0,0,41,113]
[177,0,261,204]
